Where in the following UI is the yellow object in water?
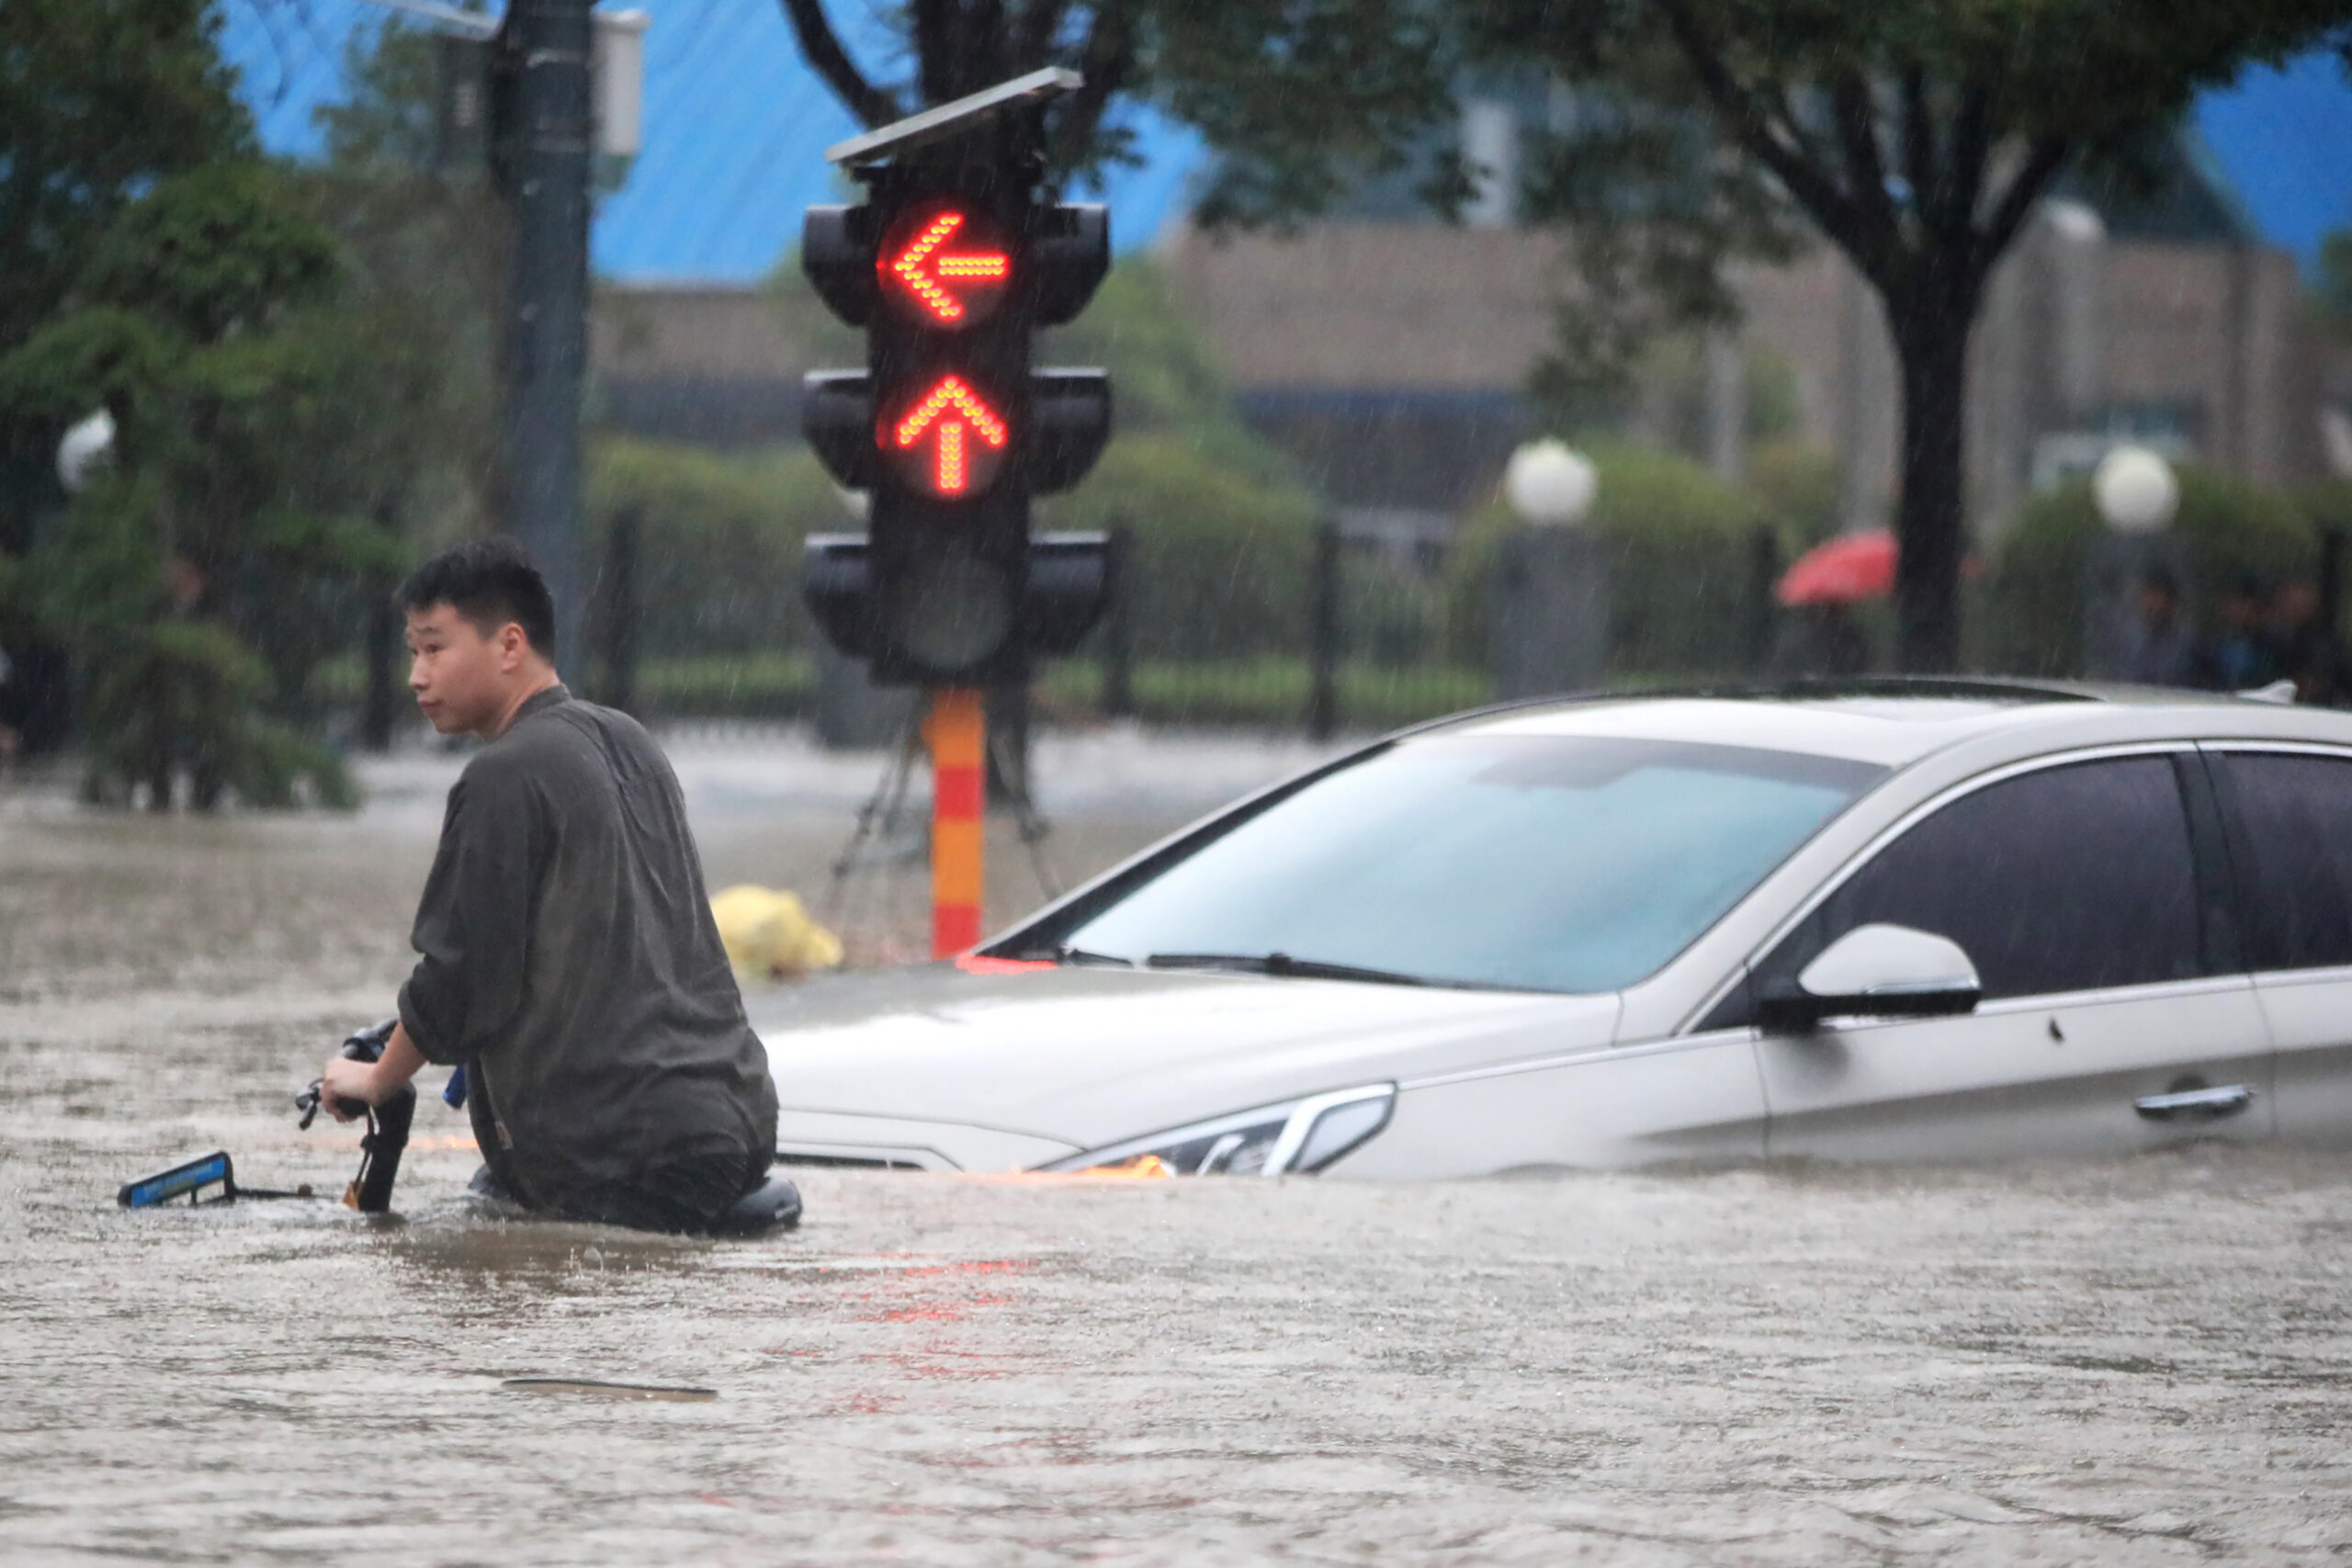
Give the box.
[1082,1155,1174,1179]
[709,886,843,980]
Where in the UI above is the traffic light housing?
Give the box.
[798,151,1113,686]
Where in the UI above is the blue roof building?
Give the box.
[220,0,1202,281]
[217,6,2352,508]
[2196,51,2352,277]
[224,6,2351,282]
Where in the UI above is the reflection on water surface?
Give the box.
[4,750,2350,1563]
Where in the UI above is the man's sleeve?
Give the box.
[397,762,546,1066]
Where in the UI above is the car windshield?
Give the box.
[1048,734,1887,994]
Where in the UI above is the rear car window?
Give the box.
[2216,751,2352,972]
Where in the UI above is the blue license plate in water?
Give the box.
[118,1152,235,1208]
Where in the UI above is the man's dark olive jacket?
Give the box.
[397,685,777,1206]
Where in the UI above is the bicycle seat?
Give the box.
[710,1173,802,1237]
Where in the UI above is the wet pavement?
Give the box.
[5,725,2352,1564]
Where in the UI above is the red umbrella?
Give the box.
[1776,529,1895,606]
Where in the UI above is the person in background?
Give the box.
[2271,576,2352,705]
[1768,603,1871,678]
[2208,575,2281,691]
[2120,568,2207,689]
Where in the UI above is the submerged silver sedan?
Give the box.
[754,681,2352,1177]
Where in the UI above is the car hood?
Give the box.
[748,962,1620,1156]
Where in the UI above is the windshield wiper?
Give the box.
[1003,944,1136,967]
[1145,951,1432,987]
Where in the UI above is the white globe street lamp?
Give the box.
[1504,439,1598,528]
[56,408,115,495]
[2094,446,2177,536]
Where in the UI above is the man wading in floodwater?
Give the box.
[318,540,783,1233]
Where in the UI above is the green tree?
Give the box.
[1479,0,2351,671]
[0,163,395,807]
[308,15,505,518]
[0,0,251,361]
[0,0,253,600]
[300,15,509,738]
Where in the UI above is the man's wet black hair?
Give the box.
[397,538,556,658]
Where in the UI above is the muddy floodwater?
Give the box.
[5,727,2352,1564]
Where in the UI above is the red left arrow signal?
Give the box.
[888,376,1010,496]
[882,209,1012,326]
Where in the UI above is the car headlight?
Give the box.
[1041,1084,1396,1178]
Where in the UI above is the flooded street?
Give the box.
[6,727,2352,1564]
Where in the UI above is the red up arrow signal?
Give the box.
[884,210,1012,325]
[889,375,1010,496]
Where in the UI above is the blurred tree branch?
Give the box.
[775,0,1460,223]
[780,0,902,128]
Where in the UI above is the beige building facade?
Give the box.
[587,211,2337,540]
[1159,214,2334,538]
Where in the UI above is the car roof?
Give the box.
[1411,677,2352,769]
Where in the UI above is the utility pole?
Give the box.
[494,0,593,677]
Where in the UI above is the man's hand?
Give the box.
[315,1020,430,1123]
[319,1055,381,1122]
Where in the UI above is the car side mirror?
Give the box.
[1755,923,1983,1032]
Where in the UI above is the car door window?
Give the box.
[2215,751,2352,972]
[1754,756,2206,1007]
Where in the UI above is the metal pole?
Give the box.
[362,498,401,752]
[2320,525,2345,645]
[599,503,641,713]
[1308,517,1340,739]
[363,581,401,751]
[1102,519,1135,718]
[1745,522,1781,674]
[495,0,592,677]
[1704,329,1747,484]
[984,680,1029,807]
[925,688,987,956]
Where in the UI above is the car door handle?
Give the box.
[2134,1084,2256,1122]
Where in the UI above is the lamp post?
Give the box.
[1492,440,1607,698]
[1504,439,1598,529]
[2094,446,2178,536]
[55,410,115,495]
[2086,446,2184,680]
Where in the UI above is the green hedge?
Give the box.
[583,437,850,660]
[1447,443,1776,674]
[1747,439,1841,549]
[580,428,1325,675]
[1977,465,2315,675]
[1038,434,1322,661]
[632,653,814,718]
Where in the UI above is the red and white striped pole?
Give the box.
[924,688,986,956]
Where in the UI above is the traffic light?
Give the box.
[797,116,1112,685]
